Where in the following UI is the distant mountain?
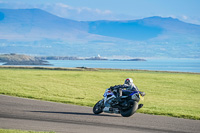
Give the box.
[0,8,200,58]
[87,16,200,41]
[0,8,89,41]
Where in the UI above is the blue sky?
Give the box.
[0,0,200,24]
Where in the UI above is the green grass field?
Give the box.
[0,129,54,133]
[0,67,200,120]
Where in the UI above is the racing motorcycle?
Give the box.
[93,88,145,117]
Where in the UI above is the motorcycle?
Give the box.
[93,88,145,117]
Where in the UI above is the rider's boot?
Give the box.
[138,104,143,109]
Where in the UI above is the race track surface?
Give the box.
[0,95,199,133]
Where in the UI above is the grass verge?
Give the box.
[0,67,199,120]
[0,129,54,133]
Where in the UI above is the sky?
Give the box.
[0,0,200,25]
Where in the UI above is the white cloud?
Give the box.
[30,3,114,21]
[104,10,112,14]
[156,15,200,25]
[40,3,114,21]
[55,3,112,15]
[182,15,188,20]
[94,9,112,15]
[178,15,200,25]
[56,3,73,9]
[77,7,92,13]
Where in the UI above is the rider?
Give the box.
[109,78,145,109]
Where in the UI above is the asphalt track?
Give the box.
[0,95,199,133]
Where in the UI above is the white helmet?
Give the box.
[124,78,134,90]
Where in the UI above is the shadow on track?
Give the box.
[30,111,120,117]
[22,111,188,133]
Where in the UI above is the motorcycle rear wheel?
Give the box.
[120,100,138,117]
[93,100,104,114]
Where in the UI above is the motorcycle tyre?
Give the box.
[120,100,138,117]
[93,100,104,114]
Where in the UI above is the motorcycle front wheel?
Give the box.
[93,99,104,114]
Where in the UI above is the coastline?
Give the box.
[1,54,199,73]
[0,65,199,74]
[0,54,147,66]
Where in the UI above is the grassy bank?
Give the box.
[0,129,54,133]
[0,67,199,120]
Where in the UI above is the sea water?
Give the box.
[46,59,200,73]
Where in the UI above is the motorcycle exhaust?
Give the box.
[103,107,120,114]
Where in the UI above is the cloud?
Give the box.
[0,1,113,20]
[56,3,72,9]
[55,3,112,15]
[182,15,188,20]
[48,3,113,20]
[178,15,200,25]
[156,14,200,25]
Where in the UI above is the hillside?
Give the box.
[0,54,49,65]
[87,16,200,41]
[0,9,200,58]
[0,8,88,40]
